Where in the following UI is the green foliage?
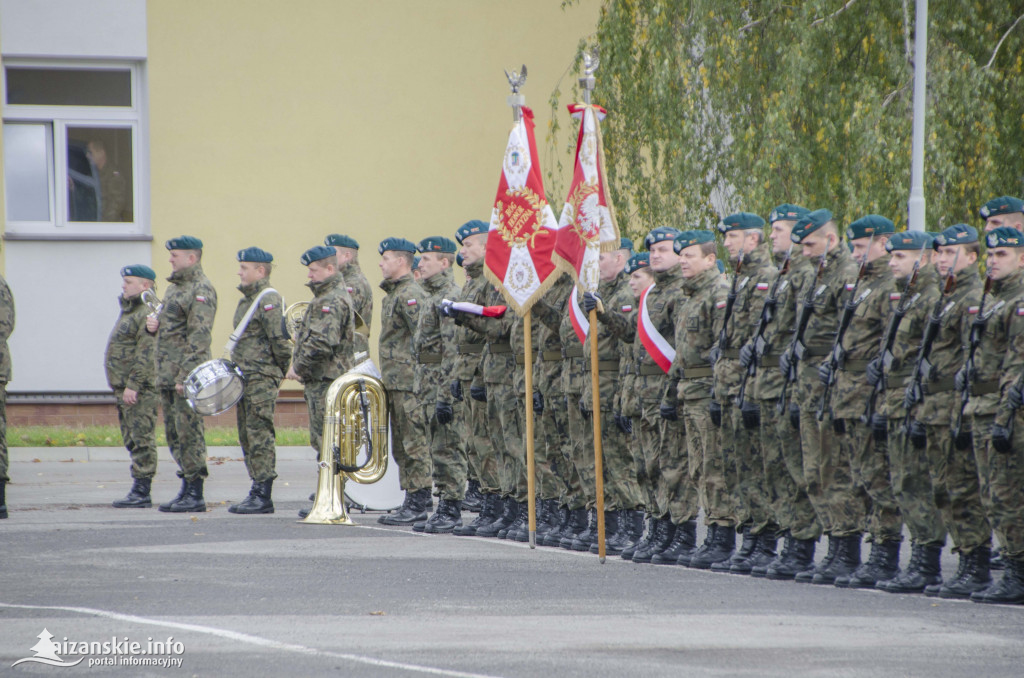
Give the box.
[548,0,1024,244]
[10,426,311,447]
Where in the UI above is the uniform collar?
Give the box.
[168,262,203,284]
[306,272,343,296]
[421,268,453,294]
[380,272,413,294]
[652,263,683,286]
[238,277,270,298]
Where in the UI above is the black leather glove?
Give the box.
[740,401,761,430]
[659,399,679,421]
[533,391,544,414]
[779,351,793,380]
[582,291,601,314]
[903,382,922,411]
[1009,383,1024,410]
[438,301,454,318]
[709,400,722,427]
[907,420,927,449]
[707,346,721,366]
[991,424,1013,454]
[818,362,834,386]
[615,413,633,434]
[788,403,801,430]
[578,395,591,418]
[470,385,487,402]
[833,417,847,435]
[450,380,463,402]
[954,427,972,451]
[870,413,888,442]
[435,401,453,425]
[865,358,883,387]
[954,365,973,393]
[738,343,756,369]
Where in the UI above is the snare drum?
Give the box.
[184,359,245,415]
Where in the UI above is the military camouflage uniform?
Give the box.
[968,268,1024,562]
[715,242,776,534]
[0,274,15,484]
[669,266,726,525]
[105,292,157,480]
[232,278,291,482]
[417,267,466,501]
[830,256,899,543]
[379,273,432,492]
[293,271,356,459]
[912,266,990,554]
[508,312,536,503]
[448,260,499,494]
[155,264,217,481]
[98,162,127,222]
[753,252,822,541]
[341,260,373,354]
[883,264,945,546]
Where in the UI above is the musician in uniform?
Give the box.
[0,265,14,519]
[288,245,355,518]
[325,234,373,351]
[107,264,158,509]
[148,236,217,513]
[229,247,291,514]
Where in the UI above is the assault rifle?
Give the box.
[736,243,792,410]
[776,247,828,414]
[953,274,1000,448]
[717,248,746,352]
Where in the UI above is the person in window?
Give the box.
[87,140,127,221]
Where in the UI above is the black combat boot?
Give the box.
[970,558,1024,604]
[498,501,524,539]
[504,503,530,541]
[590,510,623,554]
[537,499,562,540]
[712,525,758,573]
[622,514,656,561]
[633,518,676,564]
[381,488,431,525]
[618,511,647,559]
[0,480,7,519]
[990,546,1006,570]
[652,520,697,565]
[880,542,942,593]
[739,529,778,575]
[158,477,188,512]
[228,479,274,514]
[571,509,599,551]
[796,535,838,583]
[462,479,484,513]
[455,492,501,536]
[424,499,462,534]
[688,524,737,569]
[558,508,587,549]
[540,504,571,546]
[113,478,153,508]
[477,497,518,538]
[766,536,817,581]
[933,546,993,598]
[841,539,900,589]
[755,532,792,578]
[162,477,206,513]
[812,534,862,585]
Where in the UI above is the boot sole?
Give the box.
[228,506,275,514]
[158,504,207,513]
[112,501,152,508]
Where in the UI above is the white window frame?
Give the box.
[2,58,147,239]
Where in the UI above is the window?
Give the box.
[2,62,145,237]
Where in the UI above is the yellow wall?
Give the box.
[147,0,600,366]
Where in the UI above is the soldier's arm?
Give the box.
[0,280,14,343]
[126,312,155,392]
[436,311,458,404]
[531,298,563,333]
[178,285,216,383]
[995,307,1024,426]
[260,291,293,374]
[293,298,345,378]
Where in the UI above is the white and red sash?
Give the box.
[637,284,675,373]
[568,284,589,345]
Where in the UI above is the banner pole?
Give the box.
[589,307,606,563]
[524,310,537,548]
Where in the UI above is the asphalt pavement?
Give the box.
[1,447,1022,677]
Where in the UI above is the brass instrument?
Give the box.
[300,362,390,525]
[141,289,162,319]
[284,301,309,346]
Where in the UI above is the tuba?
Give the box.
[284,301,309,347]
[300,359,390,525]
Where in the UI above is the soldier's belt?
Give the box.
[515,353,538,365]
[841,359,870,372]
[680,364,713,379]
[721,348,741,359]
[883,368,914,390]
[803,345,831,357]
[563,346,584,359]
[458,343,484,354]
[921,377,956,395]
[760,354,781,368]
[972,380,1000,396]
[597,360,619,372]
[542,350,563,361]
[638,364,668,376]
[417,353,443,364]
[488,343,513,354]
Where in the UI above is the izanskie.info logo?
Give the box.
[12,628,185,669]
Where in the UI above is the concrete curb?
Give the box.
[9,446,314,463]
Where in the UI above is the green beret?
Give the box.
[412,255,421,271]
[885,231,933,252]
[378,237,418,255]
[847,215,895,241]
[455,219,489,244]
[417,236,458,254]
[624,251,649,273]
[300,245,336,266]
[718,212,765,233]
[769,204,810,223]
[165,235,203,250]
[933,223,978,248]
[120,264,156,280]
[986,226,1024,248]
[790,209,833,243]
[673,229,715,253]
[644,226,682,249]
[620,237,634,252]
[324,234,360,249]
[237,246,273,263]
[456,252,464,268]
[980,196,1024,219]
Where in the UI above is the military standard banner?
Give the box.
[484,106,559,315]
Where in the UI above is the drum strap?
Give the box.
[226,288,280,355]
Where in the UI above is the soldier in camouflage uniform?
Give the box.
[288,246,356,519]
[372,238,432,525]
[779,211,860,584]
[979,195,1024,233]
[817,215,899,588]
[107,265,158,509]
[88,140,128,221]
[871,232,944,593]
[707,213,779,573]
[913,225,994,598]
[413,236,465,534]
[962,227,1024,604]
[0,266,12,519]
[325,234,373,353]
[228,248,291,515]
[148,236,217,513]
